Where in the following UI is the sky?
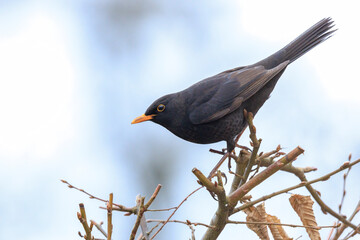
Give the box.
[0,1,359,239]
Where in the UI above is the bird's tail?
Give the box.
[255,18,336,69]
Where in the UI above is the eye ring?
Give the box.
[157,104,165,112]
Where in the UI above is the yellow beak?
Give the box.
[131,114,155,124]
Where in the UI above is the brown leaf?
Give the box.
[266,214,293,240]
[289,194,320,240]
[245,203,270,240]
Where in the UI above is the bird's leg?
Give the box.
[208,128,247,179]
[227,154,232,171]
[234,127,247,148]
[227,128,247,171]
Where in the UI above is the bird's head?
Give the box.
[131,94,178,127]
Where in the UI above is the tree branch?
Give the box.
[77,203,92,240]
[293,160,360,233]
[227,219,340,230]
[232,158,360,215]
[228,146,304,205]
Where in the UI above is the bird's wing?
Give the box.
[189,61,289,124]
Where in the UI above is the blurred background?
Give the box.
[0,0,359,239]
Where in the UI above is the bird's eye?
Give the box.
[157,104,165,112]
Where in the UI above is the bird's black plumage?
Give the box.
[132,18,336,152]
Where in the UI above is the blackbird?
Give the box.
[132,18,335,153]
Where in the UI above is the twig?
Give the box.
[145,185,162,210]
[228,146,304,205]
[192,168,223,195]
[232,159,360,214]
[257,145,282,160]
[256,157,317,174]
[332,200,360,240]
[130,196,146,240]
[238,110,262,187]
[327,222,337,240]
[189,224,196,240]
[205,171,228,236]
[140,212,149,240]
[61,179,137,214]
[339,163,351,215]
[147,207,177,212]
[343,228,360,240]
[90,220,107,238]
[201,146,303,239]
[147,221,161,237]
[209,148,238,161]
[62,180,109,204]
[150,186,203,239]
[77,203,92,240]
[227,220,340,230]
[294,159,360,233]
[229,150,248,194]
[209,149,225,155]
[107,193,113,240]
[147,219,214,229]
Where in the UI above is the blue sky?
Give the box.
[0,1,359,239]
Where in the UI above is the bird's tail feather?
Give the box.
[256,17,336,69]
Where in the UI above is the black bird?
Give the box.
[132,18,335,153]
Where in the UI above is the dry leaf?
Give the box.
[289,194,320,240]
[245,203,270,240]
[266,214,293,240]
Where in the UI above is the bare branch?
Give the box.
[228,146,304,205]
[61,179,137,214]
[147,219,214,229]
[150,186,203,239]
[130,196,146,240]
[293,160,360,233]
[238,110,262,188]
[192,168,222,195]
[332,200,360,240]
[227,220,340,230]
[232,159,360,214]
[77,203,92,240]
[107,193,113,240]
[90,220,107,238]
[144,184,162,210]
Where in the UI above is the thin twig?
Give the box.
[90,220,107,238]
[343,228,360,240]
[193,168,222,195]
[77,203,92,240]
[238,110,262,187]
[332,200,360,240]
[232,159,360,214]
[147,219,214,229]
[339,156,352,216]
[61,180,136,214]
[150,186,203,239]
[147,221,162,236]
[130,196,146,240]
[147,207,177,212]
[228,146,304,205]
[294,160,360,234]
[256,157,317,174]
[327,222,337,240]
[144,185,162,210]
[229,150,248,194]
[227,220,340,230]
[107,193,113,240]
